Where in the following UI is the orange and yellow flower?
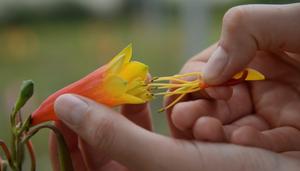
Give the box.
[31,44,152,125]
[31,44,265,125]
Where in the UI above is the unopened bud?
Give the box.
[14,80,34,112]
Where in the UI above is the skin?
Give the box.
[167,3,300,157]
[51,95,299,171]
[50,3,300,171]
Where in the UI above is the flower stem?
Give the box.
[25,141,35,171]
[0,141,12,166]
[9,123,18,171]
[22,124,74,171]
[10,111,30,171]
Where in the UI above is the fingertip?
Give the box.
[230,126,262,147]
[170,99,221,140]
[171,102,190,131]
[171,100,213,131]
[193,116,225,142]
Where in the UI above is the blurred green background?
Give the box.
[0,0,297,170]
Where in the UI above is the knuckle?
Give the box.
[223,5,249,33]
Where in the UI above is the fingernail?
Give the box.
[203,46,229,83]
[54,94,88,126]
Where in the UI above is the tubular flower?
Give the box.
[149,68,265,111]
[31,44,152,125]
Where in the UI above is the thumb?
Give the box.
[53,94,197,171]
[203,4,300,84]
[53,94,299,171]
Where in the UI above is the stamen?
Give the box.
[126,78,153,100]
[166,72,202,79]
[150,69,264,112]
[154,86,200,97]
[148,83,188,89]
[149,72,204,112]
[159,93,186,112]
[152,77,190,84]
[150,77,159,82]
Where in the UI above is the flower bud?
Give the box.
[14,80,34,112]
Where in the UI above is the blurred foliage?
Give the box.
[0,0,297,170]
[238,0,299,4]
[0,5,182,170]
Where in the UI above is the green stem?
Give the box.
[7,124,18,171]
[10,109,18,171]
[10,110,26,171]
[17,116,31,136]
[8,80,34,171]
[22,124,74,171]
[16,140,24,170]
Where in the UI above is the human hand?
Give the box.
[51,94,299,171]
[50,94,152,171]
[166,3,300,155]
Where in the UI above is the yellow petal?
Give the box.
[118,93,146,104]
[106,44,133,74]
[103,75,127,98]
[233,68,265,81]
[119,61,148,82]
[128,84,148,97]
[244,68,265,80]
[126,78,144,94]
